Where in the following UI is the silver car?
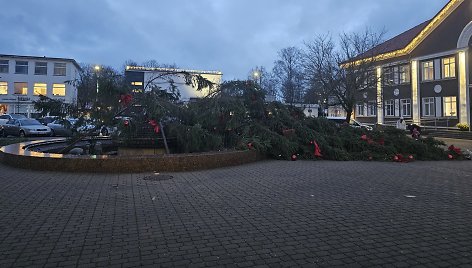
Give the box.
[1,118,52,137]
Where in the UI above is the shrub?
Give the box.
[456,123,469,131]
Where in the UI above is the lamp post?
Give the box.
[253,70,262,88]
[94,65,101,96]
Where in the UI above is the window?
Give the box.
[401,99,411,117]
[35,62,47,75]
[15,61,28,74]
[52,83,66,96]
[367,101,377,116]
[442,57,456,78]
[131,81,143,86]
[0,82,7,94]
[443,96,457,117]
[422,61,434,81]
[385,100,394,117]
[399,64,410,83]
[14,82,28,95]
[53,63,66,76]
[422,97,435,117]
[383,67,395,85]
[33,83,47,95]
[0,60,9,73]
[356,103,365,116]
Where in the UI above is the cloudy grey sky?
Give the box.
[1,0,449,79]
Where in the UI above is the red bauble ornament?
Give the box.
[291,154,298,161]
[408,155,414,160]
[361,134,368,141]
[393,155,399,161]
[368,156,373,161]
[448,154,454,159]
[124,120,129,127]
[247,143,253,149]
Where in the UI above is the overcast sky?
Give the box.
[1,0,449,79]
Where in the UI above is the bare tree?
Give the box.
[272,47,305,105]
[304,29,385,121]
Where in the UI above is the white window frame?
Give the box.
[442,56,456,78]
[14,82,28,95]
[34,62,47,75]
[0,60,9,73]
[422,61,434,81]
[385,100,394,117]
[15,61,28,74]
[422,97,435,117]
[0,81,7,95]
[367,101,377,116]
[443,96,457,117]
[33,83,47,96]
[53,63,67,76]
[400,99,411,117]
[399,64,410,84]
[356,103,365,116]
[52,83,66,96]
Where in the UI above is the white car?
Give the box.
[0,114,27,126]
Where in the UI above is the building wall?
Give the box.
[0,55,80,117]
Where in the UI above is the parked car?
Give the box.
[47,118,77,137]
[326,117,373,131]
[0,114,27,126]
[37,116,60,126]
[1,118,52,137]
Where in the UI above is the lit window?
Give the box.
[356,103,365,116]
[442,57,456,78]
[14,82,28,95]
[131,81,143,86]
[0,60,9,73]
[52,83,66,96]
[443,96,457,117]
[401,99,411,117]
[399,64,410,83]
[35,62,47,75]
[422,61,434,81]
[385,100,394,117]
[367,101,377,116]
[53,63,66,76]
[34,83,47,95]
[0,82,7,94]
[15,61,28,74]
[422,97,435,117]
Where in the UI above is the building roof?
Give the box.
[353,20,430,61]
[126,66,222,75]
[349,0,463,64]
[0,54,81,70]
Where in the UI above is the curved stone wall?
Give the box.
[0,140,264,173]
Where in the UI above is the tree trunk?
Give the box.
[345,109,353,123]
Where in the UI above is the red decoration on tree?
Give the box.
[448,154,454,159]
[448,145,462,155]
[124,120,130,127]
[408,155,414,160]
[148,120,160,133]
[120,94,133,106]
[309,140,323,157]
[361,134,368,141]
[247,143,253,149]
[291,154,298,161]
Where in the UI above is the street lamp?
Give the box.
[94,65,101,97]
[253,69,262,89]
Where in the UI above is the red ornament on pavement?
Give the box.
[393,155,399,161]
[448,154,454,159]
[291,154,298,161]
[368,156,373,161]
[408,155,414,160]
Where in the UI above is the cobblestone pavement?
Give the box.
[1,160,472,267]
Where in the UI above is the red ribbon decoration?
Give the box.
[309,140,322,157]
[148,120,160,133]
[120,94,133,106]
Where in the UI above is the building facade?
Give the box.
[353,0,472,129]
[0,54,80,117]
[125,66,222,101]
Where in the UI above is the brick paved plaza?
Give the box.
[1,160,472,267]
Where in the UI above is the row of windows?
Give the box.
[0,82,66,96]
[381,56,456,86]
[356,97,457,118]
[422,56,455,81]
[0,60,67,76]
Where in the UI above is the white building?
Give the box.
[0,54,80,117]
[125,66,222,101]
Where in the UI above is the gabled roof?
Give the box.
[349,0,463,65]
